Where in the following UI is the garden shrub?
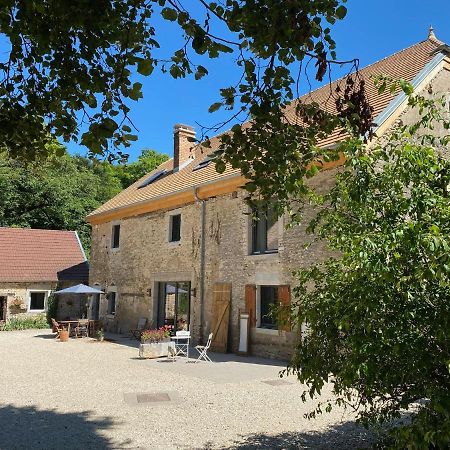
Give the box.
[46,293,59,325]
[2,313,49,331]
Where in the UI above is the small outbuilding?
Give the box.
[0,227,89,324]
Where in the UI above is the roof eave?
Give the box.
[86,172,245,224]
[372,51,446,135]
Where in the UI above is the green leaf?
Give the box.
[215,160,226,173]
[161,7,178,21]
[208,102,222,113]
[194,65,208,80]
[335,5,347,19]
[137,59,154,76]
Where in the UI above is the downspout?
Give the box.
[194,187,206,343]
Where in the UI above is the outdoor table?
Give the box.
[58,320,80,336]
[170,334,190,359]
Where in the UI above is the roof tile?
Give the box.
[88,38,444,221]
[0,228,87,283]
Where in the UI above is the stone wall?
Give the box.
[0,282,56,320]
[0,280,89,322]
[89,167,336,359]
[89,65,450,360]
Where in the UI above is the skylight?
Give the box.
[138,170,166,189]
[193,155,215,171]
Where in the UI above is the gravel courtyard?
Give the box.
[0,330,374,450]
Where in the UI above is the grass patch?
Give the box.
[2,313,49,331]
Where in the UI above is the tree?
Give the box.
[286,84,450,448]
[0,144,168,252]
[0,0,371,190]
[111,148,169,188]
[0,146,122,253]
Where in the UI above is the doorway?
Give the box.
[91,294,100,320]
[157,282,191,331]
[0,296,7,322]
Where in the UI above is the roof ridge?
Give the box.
[0,226,75,233]
[297,38,441,101]
[87,36,448,222]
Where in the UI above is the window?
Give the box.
[259,286,278,329]
[157,282,191,330]
[169,214,181,242]
[107,291,116,315]
[193,154,215,171]
[138,170,166,189]
[111,224,120,248]
[251,204,278,254]
[29,292,45,311]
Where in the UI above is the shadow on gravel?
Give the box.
[205,420,377,450]
[33,333,56,340]
[0,404,124,450]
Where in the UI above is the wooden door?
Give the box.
[210,283,231,353]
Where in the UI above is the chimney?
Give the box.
[173,124,196,171]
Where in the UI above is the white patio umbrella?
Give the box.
[53,284,104,319]
[53,284,104,295]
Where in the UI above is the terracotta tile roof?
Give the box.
[285,37,445,147]
[0,227,87,283]
[88,37,445,221]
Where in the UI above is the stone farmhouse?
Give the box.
[0,227,89,324]
[87,33,450,360]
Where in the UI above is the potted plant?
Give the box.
[96,329,105,342]
[138,326,172,359]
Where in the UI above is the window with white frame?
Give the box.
[29,291,46,311]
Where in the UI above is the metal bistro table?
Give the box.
[170,331,190,360]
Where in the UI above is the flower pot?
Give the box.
[59,329,69,342]
[139,340,173,359]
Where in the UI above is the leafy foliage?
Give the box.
[46,293,59,325]
[2,313,49,331]
[0,144,168,253]
[110,148,169,188]
[286,85,450,448]
[0,0,373,195]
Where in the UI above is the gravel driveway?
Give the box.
[0,330,374,450]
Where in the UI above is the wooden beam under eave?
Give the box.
[86,176,246,225]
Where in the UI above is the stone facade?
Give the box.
[0,282,56,321]
[89,167,337,360]
[0,280,89,323]
[89,64,450,361]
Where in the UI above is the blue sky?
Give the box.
[67,0,450,161]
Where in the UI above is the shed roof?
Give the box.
[0,227,88,283]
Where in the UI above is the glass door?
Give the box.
[158,282,191,332]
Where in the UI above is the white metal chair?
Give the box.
[171,330,191,359]
[194,333,213,363]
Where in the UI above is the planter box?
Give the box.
[139,341,174,359]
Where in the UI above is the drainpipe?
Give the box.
[194,187,206,343]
